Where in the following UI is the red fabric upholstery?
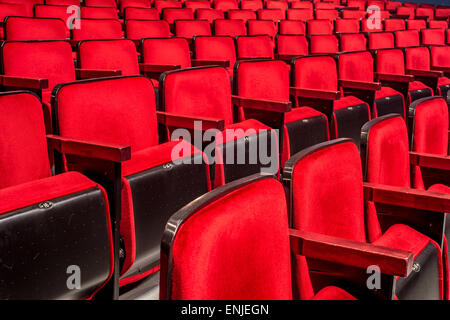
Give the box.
[335,18,360,33]
[428,20,448,29]
[266,0,288,11]
[313,286,357,300]
[214,19,246,37]
[72,19,123,41]
[0,92,50,189]
[34,4,71,23]
[5,16,66,40]
[369,32,394,50]
[81,6,118,19]
[142,37,191,69]
[276,35,308,56]
[315,9,339,20]
[307,19,333,35]
[170,178,293,300]
[124,7,159,20]
[340,33,367,51]
[365,116,410,187]
[236,35,274,59]
[175,19,211,39]
[196,8,224,23]
[309,34,338,54]
[214,0,238,11]
[384,19,406,32]
[0,3,31,21]
[161,66,234,126]
[78,39,140,76]
[431,45,450,68]
[194,36,236,75]
[416,7,434,20]
[120,0,151,13]
[227,9,256,22]
[405,46,431,71]
[185,0,211,10]
[1,41,75,104]
[407,19,426,31]
[85,0,116,7]
[294,55,337,91]
[341,10,366,19]
[125,20,171,40]
[291,1,312,9]
[248,19,277,39]
[411,97,448,157]
[428,184,450,194]
[338,51,374,82]
[375,48,405,74]
[421,28,445,45]
[257,8,285,22]
[287,8,313,21]
[162,8,194,24]
[154,0,182,13]
[397,6,415,19]
[46,0,79,6]
[395,30,420,48]
[279,20,305,35]
[241,0,263,11]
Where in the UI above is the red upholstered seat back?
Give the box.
[142,37,191,68]
[34,4,71,22]
[214,19,246,37]
[78,39,140,75]
[338,51,374,82]
[195,8,224,23]
[0,92,51,189]
[428,20,448,29]
[410,97,449,156]
[121,0,152,13]
[309,34,338,54]
[80,6,119,19]
[125,20,171,40]
[194,36,236,69]
[291,1,312,9]
[248,19,277,38]
[185,0,211,10]
[363,115,411,188]
[384,19,406,32]
[160,66,233,126]
[395,29,420,48]
[430,45,450,67]
[1,41,75,94]
[257,8,285,21]
[71,19,123,41]
[4,16,66,40]
[0,3,31,21]
[315,9,339,20]
[405,46,431,71]
[175,19,211,39]
[46,0,80,6]
[266,0,288,11]
[214,0,238,11]
[54,76,159,152]
[289,140,366,242]
[397,6,415,19]
[241,0,263,11]
[335,18,360,34]
[236,35,274,59]
[154,0,182,13]
[293,55,338,91]
[307,19,333,35]
[168,177,292,299]
[227,9,256,22]
[277,35,308,56]
[421,28,445,45]
[235,60,289,101]
[287,8,313,21]
[341,10,366,19]
[85,0,116,8]
[124,7,159,20]
[407,19,426,31]
[162,8,194,24]
[375,48,405,75]
[279,20,305,35]
[340,33,367,51]
[368,32,394,50]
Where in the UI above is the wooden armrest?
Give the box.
[289,228,413,277]
[231,95,292,113]
[1,75,49,89]
[191,59,230,68]
[374,73,414,83]
[156,111,225,131]
[289,87,341,100]
[75,68,122,79]
[338,79,381,91]
[409,151,450,171]
[406,69,443,78]
[139,63,181,73]
[364,182,450,213]
[47,135,131,163]
[431,66,450,73]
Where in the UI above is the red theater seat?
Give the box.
[247,19,277,39]
[309,34,339,54]
[120,0,152,14]
[286,8,313,21]
[4,16,66,41]
[227,9,256,22]
[407,19,427,30]
[339,33,367,51]
[279,20,306,35]
[80,6,119,19]
[236,35,274,59]
[214,0,238,11]
[162,8,194,25]
[240,0,263,11]
[193,36,236,76]
[291,55,370,146]
[213,19,247,37]
[185,0,211,10]
[395,29,420,48]
[195,8,224,23]
[285,138,446,300]
[307,19,333,35]
[85,0,116,7]
[421,28,446,45]
[125,20,171,41]
[154,0,182,14]
[276,34,308,60]
[160,174,362,300]
[71,19,123,41]
[0,91,114,299]
[257,8,285,22]
[384,18,406,32]
[368,32,395,50]
[335,18,361,34]
[315,9,339,20]
[174,19,211,40]
[52,75,211,287]
[430,45,450,98]
[123,7,159,20]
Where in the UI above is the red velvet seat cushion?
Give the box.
[438,77,450,87]
[375,86,402,100]
[334,96,367,111]
[313,286,357,300]
[409,80,432,93]
[0,171,99,214]
[142,37,191,69]
[428,184,450,194]
[170,178,293,299]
